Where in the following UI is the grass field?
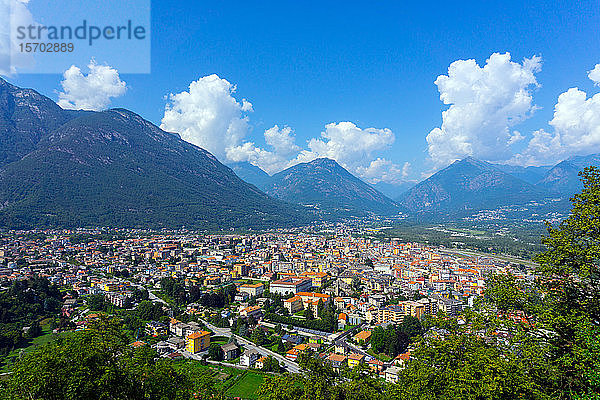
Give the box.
[225,371,266,399]
[0,324,75,373]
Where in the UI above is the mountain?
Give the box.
[0,79,88,167]
[227,161,271,191]
[399,157,550,214]
[493,164,552,185]
[264,158,401,216]
[0,81,309,229]
[371,181,415,199]
[537,153,600,196]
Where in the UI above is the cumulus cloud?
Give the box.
[264,125,301,156]
[57,60,127,111]
[355,158,411,185]
[162,75,410,184]
[426,52,541,168]
[226,125,301,174]
[588,64,600,86]
[295,121,394,166]
[226,142,290,175]
[512,86,600,165]
[286,121,407,184]
[160,74,252,160]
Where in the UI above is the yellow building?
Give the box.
[347,353,365,368]
[186,331,211,353]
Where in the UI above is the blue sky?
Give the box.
[6,0,600,184]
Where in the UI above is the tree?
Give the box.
[1,317,193,400]
[261,356,280,372]
[86,294,106,311]
[208,343,223,361]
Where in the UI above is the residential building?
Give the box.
[186,331,211,353]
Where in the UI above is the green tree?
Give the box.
[208,343,223,361]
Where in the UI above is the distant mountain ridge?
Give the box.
[264,158,402,216]
[398,157,550,214]
[227,161,272,191]
[536,153,600,196]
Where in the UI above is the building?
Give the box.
[270,277,312,295]
[284,295,303,314]
[378,305,405,324]
[240,282,264,297]
[326,353,347,369]
[438,298,463,316]
[186,331,211,353]
[347,353,365,368]
[240,305,262,318]
[385,365,402,383]
[240,349,261,367]
[353,330,372,344]
[233,264,249,277]
[145,321,168,336]
[221,343,240,361]
[300,271,329,287]
[255,356,268,369]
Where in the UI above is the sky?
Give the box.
[3,0,600,186]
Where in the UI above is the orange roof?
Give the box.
[187,330,210,339]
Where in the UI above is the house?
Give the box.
[285,348,299,361]
[385,366,402,383]
[282,333,303,345]
[235,291,250,302]
[368,358,385,373]
[347,353,365,368]
[240,283,264,297]
[166,337,186,350]
[145,321,168,336]
[240,305,262,318]
[393,350,411,367]
[338,313,347,329]
[270,277,312,295]
[240,349,261,367]
[284,296,303,314]
[221,342,240,361]
[255,356,268,369]
[326,353,347,369]
[353,330,372,344]
[186,331,211,353]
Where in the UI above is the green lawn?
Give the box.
[0,328,75,373]
[225,371,266,400]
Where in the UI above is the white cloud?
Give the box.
[588,64,600,86]
[0,0,36,75]
[512,86,600,165]
[57,60,127,111]
[162,76,410,184]
[160,74,252,160]
[355,158,410,185]
[287,121,407,183]
[225,142,289,175]
[226,125,301,174]
[426,52,541,167]
[264,125,300,156]
[294,121,394,167]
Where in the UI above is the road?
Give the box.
[123,279,167,305]
[124,279,300,373]
[200,318,301,374]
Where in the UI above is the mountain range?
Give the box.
[1,77,600,228]
[0,79,308,229]
[398,157,550,213]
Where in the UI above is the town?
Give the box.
[0,225,533,395]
